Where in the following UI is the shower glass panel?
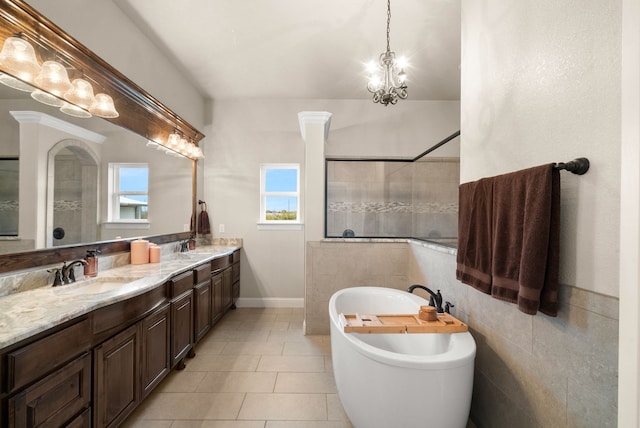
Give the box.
[325,157,459,246]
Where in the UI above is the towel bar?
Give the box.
[553,157,589,175]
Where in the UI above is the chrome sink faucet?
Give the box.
[61,259,88,284]
[407,284,444,313]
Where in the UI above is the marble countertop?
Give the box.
[0,245,239,350]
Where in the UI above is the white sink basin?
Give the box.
[53,276,143,295]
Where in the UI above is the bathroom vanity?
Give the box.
[0,248,241,427]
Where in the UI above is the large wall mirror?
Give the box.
[0,0,204,271]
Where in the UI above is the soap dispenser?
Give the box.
[84,249,100,277]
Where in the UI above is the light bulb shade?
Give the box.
[193,146,205,159]
[167,131,181,149]
[0,37,40,82]
[35,60,72,95]
[178,137,189,152]
[60,101,92,118]
[89,93,119,118]
[31,89,65,107]
[64,78,95,109]
[0,71,34,91]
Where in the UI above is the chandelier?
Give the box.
[366,0,408,106]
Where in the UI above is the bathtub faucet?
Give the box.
[407,284,444,313]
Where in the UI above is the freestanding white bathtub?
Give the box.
[329,286,476,428]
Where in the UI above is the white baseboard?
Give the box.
[235,297,304,308]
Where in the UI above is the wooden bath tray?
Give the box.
[340,312,468,334]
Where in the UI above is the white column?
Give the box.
[298,111,332,242]
[619,0,640,425]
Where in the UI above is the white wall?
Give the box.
[204,99,459,302]
[461,0,621,298]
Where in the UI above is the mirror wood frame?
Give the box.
[0,0,203,273]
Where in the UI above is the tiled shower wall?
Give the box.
[305,240,618,427]
[325,158,459,239]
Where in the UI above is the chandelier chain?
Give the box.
[386,0,391,53]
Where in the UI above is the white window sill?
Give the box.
[257,222,304,231]
[104,221,150,230]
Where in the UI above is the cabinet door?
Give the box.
[94,323,139,428]
[8,353,91,428]
[140,303,170,399]
[171,289,193,369]
[222,267,233,311]
[211,272,223,323]
[194,280,212,343]
[232,260,240,303]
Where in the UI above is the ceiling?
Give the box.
[115,0,461,101]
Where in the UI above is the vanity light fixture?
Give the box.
[0,35,41,87]
[31,60,72,107]
[34,60,72,95]
[89,93,119,118]
[366,0,408,106]
[167,130,181,149]
[193,145,205,160]
[64,77,95,109]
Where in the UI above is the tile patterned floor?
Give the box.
[123,307,353,428]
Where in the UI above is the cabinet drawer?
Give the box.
[194,263,211,283]
[92,285,167,340]
[5,318,91,393]
[8,353,91,427]
[231,249,241,263]
[169,270,194,297]
[211,255,231,272]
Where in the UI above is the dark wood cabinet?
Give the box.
[193,263,212,343]
[93,323,139,428]
[8,353,91,428]
[0,250,240,427]
[232,250,241,304]
[194,280,212,343]
[140,303,171,399]
[222,267,233,311]
[211,270,224,323]
[170,290,194,369]
[168,270,195,369]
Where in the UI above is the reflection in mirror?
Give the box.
[325,132,460,247]
[0,87,194,255]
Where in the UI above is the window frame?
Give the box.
[259,163,301,225]
[107,162,149,223]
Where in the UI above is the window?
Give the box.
[108,163,149,222]
[260,164,300,224]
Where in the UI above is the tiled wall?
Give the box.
[305,240,619,427]
[325,159,459,239]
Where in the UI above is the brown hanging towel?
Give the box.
[198,200,211,235]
